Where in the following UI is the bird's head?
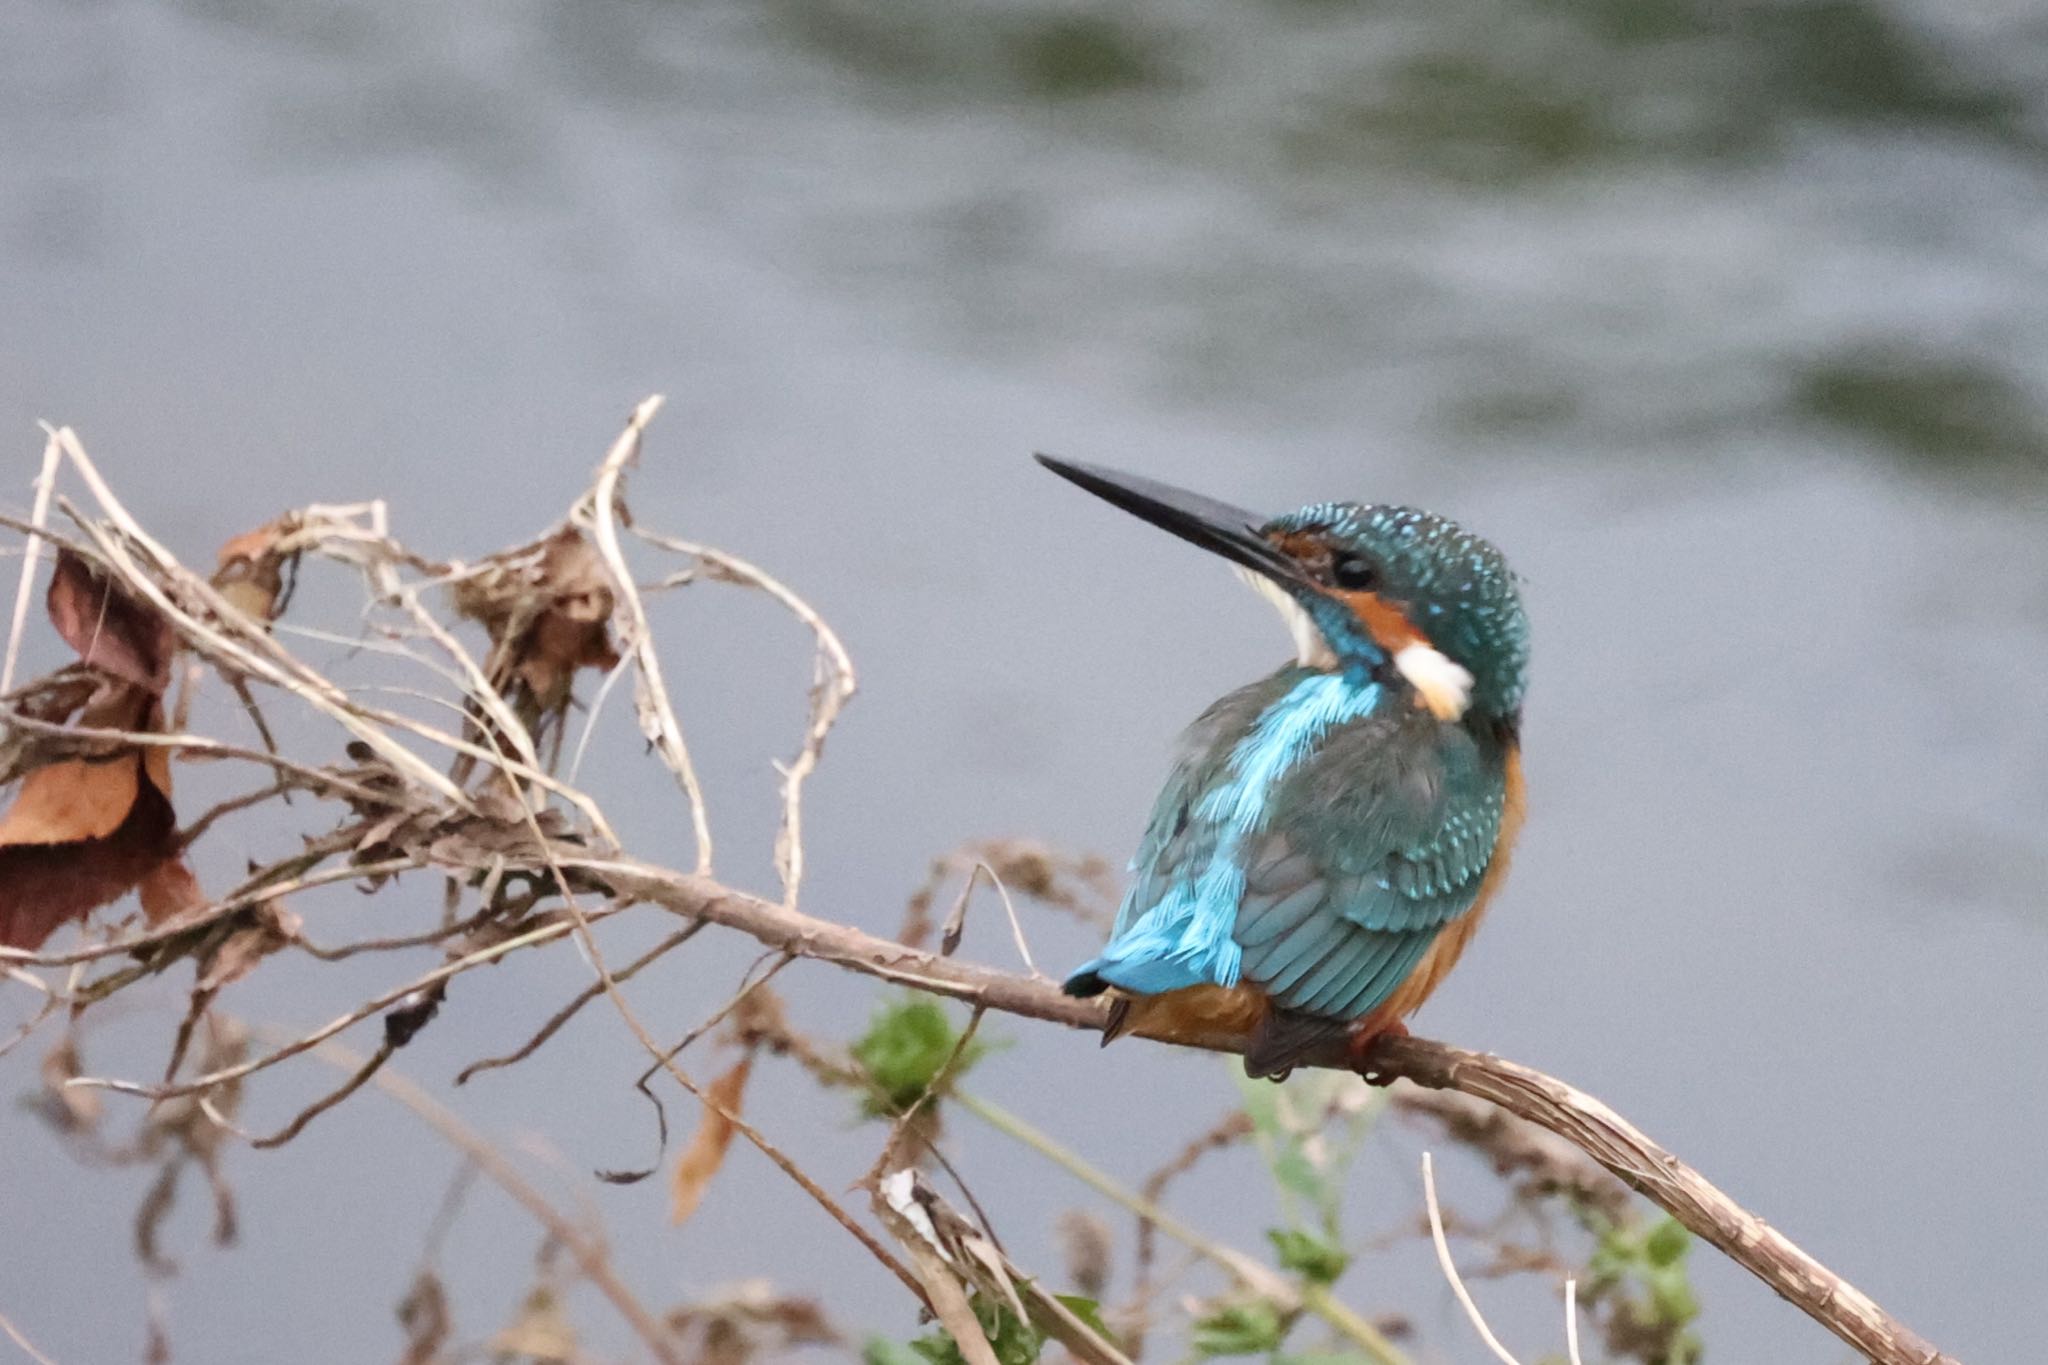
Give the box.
[1037,456,1528,726]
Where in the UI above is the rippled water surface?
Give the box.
[4,2,2046,1361]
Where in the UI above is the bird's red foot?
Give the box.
[1346,1018,1409,1086]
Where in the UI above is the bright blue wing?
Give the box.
[1068,668,1509,1026]
[1234,710,1506,1019]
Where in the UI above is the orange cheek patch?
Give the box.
[1332,589,1426,654]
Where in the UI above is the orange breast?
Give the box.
[1119,982,1268,1045]
[1367,742,1525,1029]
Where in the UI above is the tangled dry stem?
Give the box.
[0,404,1959,1365]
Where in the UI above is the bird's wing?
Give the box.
[1232,711,1508,1022]
[1067,671,1308,996]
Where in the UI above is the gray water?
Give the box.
[4,1,2047,1361]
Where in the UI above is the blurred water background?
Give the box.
[4,1,2047,1361]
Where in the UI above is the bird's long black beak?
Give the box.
[1035,455,1303,585]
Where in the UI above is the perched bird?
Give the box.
[1039,457,1528,1079]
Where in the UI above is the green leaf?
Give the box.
[888,1295,1046,1365]
[861,1339,928,1365]
[1647,1265,1702,1325]
[1190,1300,1286,1357]
[1644,1216,1691,1269]
[1267,1227,1351,1285]
[980,1298,1044,1365]
[850,997,990,1118]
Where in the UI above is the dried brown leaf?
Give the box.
[0,751,177,948]
[46,549,173,694]
[0,694,187,948]
[212,517,298,623]
[669,1056,751,1227]
[453,527,619,711]
[138,858,207,926]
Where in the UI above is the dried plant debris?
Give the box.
[211,516,302,624]
[34,1024,246,1277]
[396,1268,453,1365]
[0,551,202,947]
[899,839,1118,951]
[452,526,620,722]
[669,1055,753,1227]
[666,1282,838,1364]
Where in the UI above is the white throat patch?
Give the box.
[1236,567,1336,669]
[1395,642,1474,721]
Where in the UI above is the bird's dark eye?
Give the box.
[1331,554,1378,590]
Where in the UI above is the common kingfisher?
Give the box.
[1039,457,1528,1079]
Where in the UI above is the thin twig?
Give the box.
[631,526,856,907]
[576,395,714,873]
[556,852,1959,1365]
[957,1091,1411,1365]
[65,912,588,1100]
[1565,1278,1583,1365]
[313,1042,685,1365]
[1,429,62,696]
[0,1304,61,1365]
[1423,1151,1521,1365]
[455,923,702,1085]
[250,1040,395,1148]
[478,717,930,1311]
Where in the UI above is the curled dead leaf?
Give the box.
[212,516,299,623]
[452,527,620,713]
[0,752,178,949]
[46,549,173,695]
[670,1055,752,1227]
[667,1282,840,1363]
[0,552,200,948]
[0,691,193,948]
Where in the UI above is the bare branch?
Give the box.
[316,1043,686,1365]
[630,527,856,907]
[550,853,1959,1365]
[574,395,714,874]
[1,429,61,696]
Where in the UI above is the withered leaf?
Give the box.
[47,549,173,694]
[0,555,193,949]
[212,517,297,624]
[0,750,177,949]
[453,527,620,711]
[138,857,208,926]
[669,1055,752,1227]
[0,689,190,948]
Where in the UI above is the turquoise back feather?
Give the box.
[1068,665,1512,1022]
